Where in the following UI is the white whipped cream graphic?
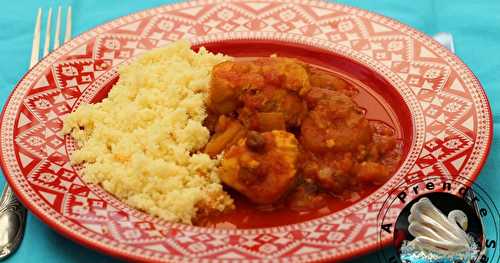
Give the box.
[399,197,480,262]
[407,197,470,254]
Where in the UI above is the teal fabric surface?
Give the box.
[1,1,498,262]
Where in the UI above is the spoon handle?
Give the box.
[0,186,27,260]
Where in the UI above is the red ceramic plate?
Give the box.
[0,1,492,262]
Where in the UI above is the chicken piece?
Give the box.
[307,67,357,97]
[239,87,308,128]
[299,92,402,193]
[256,57,311,95]
[208,58,310,126]
[300,91,372,153]
[208,61,263,114]
[303,87,338,108]
[219,130,300,204]
[299,90,377,193]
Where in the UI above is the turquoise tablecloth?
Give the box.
[1,1,498,262]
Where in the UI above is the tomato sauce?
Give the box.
[198,186,378,229]
[198,65,403,229]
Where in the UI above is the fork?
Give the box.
[0,6,72,260]
[433,32,455,53]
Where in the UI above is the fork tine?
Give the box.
[43,8,52,57]
[64,6,72,43]
[53,6,62,50]
[30,8,42,68]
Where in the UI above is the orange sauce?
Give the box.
[198,68,402,229]
[199,186,378,229]
[92,42,410,230]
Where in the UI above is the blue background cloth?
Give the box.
[1,1,498,262]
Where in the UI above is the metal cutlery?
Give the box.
[0,6,72,260]
[433,32,455,54]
